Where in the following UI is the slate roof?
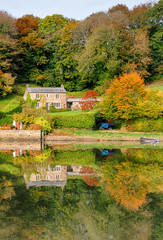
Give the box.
[67,98,101,102]
[27,87,66,93]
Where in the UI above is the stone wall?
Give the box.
[0,141,42,150]
[0,130,42,141]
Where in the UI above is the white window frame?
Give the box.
[36,174,40,180]
[46,175,50,180]
[51,102,61,108]
[56,175,60,180]
[56,94,59,99]
[46,94,49,98]
[36,93,40,99]
[36,102,40,108]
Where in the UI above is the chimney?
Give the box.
[26,84,29,88]
[61,84,64,88]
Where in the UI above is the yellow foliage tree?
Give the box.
[100,72,147,120]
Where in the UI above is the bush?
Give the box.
[0,114,13,126]
[51,111,98,129]
[0,124,15,130]
[49,106,71,113]
[28,124,42,130]
[34,117,51,134]
[125,118,163,132]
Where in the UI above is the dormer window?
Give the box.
[56,94,59,99]
[36,94,40,99]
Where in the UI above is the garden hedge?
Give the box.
[125,118,163,132]
[51,111,98,129]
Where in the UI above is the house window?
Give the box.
[56,175,60,180]
[56,94,59,99]
[46,175,50,180]
[36,94,40,99]
[36,174,40,180]
[52,166,61,172]
[46,94,49,98]
[51,102,61,108]
[36,102,40,108]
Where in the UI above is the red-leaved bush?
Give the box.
[79,90,98,111]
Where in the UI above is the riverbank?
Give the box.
[45,129,163,143]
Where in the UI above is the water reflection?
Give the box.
[0,145,162,240]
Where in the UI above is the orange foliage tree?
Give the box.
[80,90,98,111]
[101,162,149,211]
[100,72,147,120]
[80,166,99,187]
[16,15,39,36]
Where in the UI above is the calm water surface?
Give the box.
[0,144,162,240]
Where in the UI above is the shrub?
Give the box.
[52,111,98,129]
[0,114,13,126]
[13,106,48,125]
[28,124,42,130]
[34,117,51,134]
[125,118,163,132]
[49,106,71,113]
[0,124,15,130]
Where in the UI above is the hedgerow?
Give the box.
[51,111,98,129]
[125,118,163,132]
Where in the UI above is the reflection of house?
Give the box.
[24,165,67,189]
[24,164,101,189]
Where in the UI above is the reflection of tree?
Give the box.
[13,149,52,177]
[0,176,15,202]
[101,161,149,211]
[80,166,99,186]
[0,147,162,239]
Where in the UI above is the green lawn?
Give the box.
[67,89,87,98]
[148,85,163,91]
[0,95,19,112]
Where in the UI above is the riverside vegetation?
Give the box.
[0,1,163,135]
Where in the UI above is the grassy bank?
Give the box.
[48,128,163,141]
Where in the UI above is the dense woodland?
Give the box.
[0,1,162,97]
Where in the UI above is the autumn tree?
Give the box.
[127,29,152,78]
[79,90,99,110]
[0,11,18,36]
[100,72,147,120]
[100,161,149,211]
[129,3,152,29]
[0,11,20,76]
[0,71,16,97]
[16,15,39,36]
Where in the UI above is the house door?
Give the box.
[46,103,49,111]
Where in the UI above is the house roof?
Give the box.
[26,180,67,188]
[67,98,82,102]
[67,98,101,102]
[27,87,66,93]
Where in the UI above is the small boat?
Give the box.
[140,137,160,145]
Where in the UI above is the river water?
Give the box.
[0,143,162,240]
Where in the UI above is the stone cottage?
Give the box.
[23,84,101,110]
[23,84,67,110]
